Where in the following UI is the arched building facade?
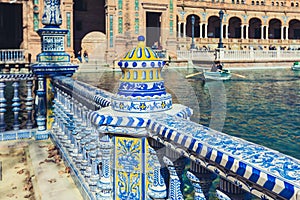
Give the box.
[1,0,300,63]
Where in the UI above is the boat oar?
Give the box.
[185,71,203,78]
[230,72,246,78]
[220,70,246,78]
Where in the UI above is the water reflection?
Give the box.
[75,68,300,160]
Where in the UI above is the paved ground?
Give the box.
[0,139,83,200]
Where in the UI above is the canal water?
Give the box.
[75,67,299,199]
[75,67,300,160]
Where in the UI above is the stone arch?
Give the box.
[81,31,107,62]
[268,18,282,39]
[228,17,242,38]
[186,14,200,37]
[207,15,220,38]
[288,19,300,39]
[248,17,262,39]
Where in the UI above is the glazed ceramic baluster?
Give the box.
[148,147,167,199]
[0,81,6,131]
[12,81,21,130]
[163,156,184,200]
[25,80,33,129]
[97,135,113,199]
[84,106,90,129]
[186,171,206,200]
[36,76,46,131]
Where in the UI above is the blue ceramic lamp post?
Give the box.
[31,0,78,139]
[218,10,224,48]
[190,15,196,50]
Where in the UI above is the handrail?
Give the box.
[52,76,113,110]
[147,114,300,200]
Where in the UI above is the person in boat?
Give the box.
[211,61,223,72]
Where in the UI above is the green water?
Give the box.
[76,67,300,160]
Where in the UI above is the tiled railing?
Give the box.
[51,76,300,200]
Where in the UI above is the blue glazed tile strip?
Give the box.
[0,129,36,142]
[88,111,149,128]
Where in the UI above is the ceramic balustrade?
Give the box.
[50,76,300,200]
[0,73,35,140]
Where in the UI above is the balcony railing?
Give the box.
[177,49,300,62]
[0,49,25,64]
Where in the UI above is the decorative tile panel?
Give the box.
[109,15,114,47]
[66,12,71,47]
[114,136,148,200]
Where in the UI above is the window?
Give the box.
[256,1,259,5]
[252,0,255,4]
[291,2,294,6]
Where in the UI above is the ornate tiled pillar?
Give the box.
[88,35,193,199]
[31,0,78,140]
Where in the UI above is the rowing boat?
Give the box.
[292,62,300,71]
[204,70,231,81]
